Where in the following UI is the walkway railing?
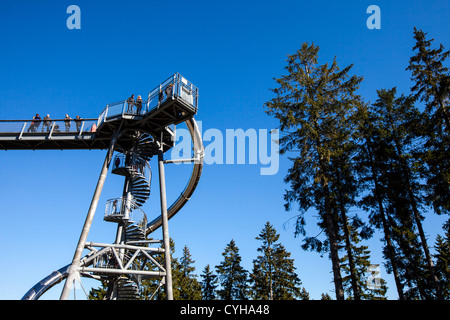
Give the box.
[112,154,152,182]
[104,197,148,228]
[97,73,199,127]
[0,118,98,137]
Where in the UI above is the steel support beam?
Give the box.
[158,147,173,300]
[60,131,119,300]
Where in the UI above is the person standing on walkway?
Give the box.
[135,95,143,115]
[64,114,71,132]
[28,113,41,132]
[43,114,51,132]
[75,115,83,132]
[127,94,135,113]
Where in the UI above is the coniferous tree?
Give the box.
[250,222,305,300]
[355,103,406,299]
[264,42,364,300]
[330,146,370,300]
[88,281,108,300]
[320,293,332,300]
[216,239,249,300]
[140,238,179,300]
[434,220,450,299]
[407,28,450,219]
[299,287,310,300]
[407,27,450,134]
[339,217,387,300]
[373,88,441,299]
[200,265,218,300]
[177,245,201,300]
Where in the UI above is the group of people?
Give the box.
[126,94,143,114]
[27,114,85,133]
[125,83,174,115]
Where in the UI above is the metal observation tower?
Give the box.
[0,73,204,300]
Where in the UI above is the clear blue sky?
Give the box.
[0,0,449,300]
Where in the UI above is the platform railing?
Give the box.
[0,119,98,136]
[112,154,152,183]
[97,73,199,127]
[104,197,148,228]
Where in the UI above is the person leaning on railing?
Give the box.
[75,115,82,132]
[64,114,71,132]
[27,113,41,133]
[43,114,51,132]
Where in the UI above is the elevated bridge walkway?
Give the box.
[0,73,199,153]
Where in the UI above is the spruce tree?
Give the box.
[140,238,179,300]
[215,239,249,300]
[88,281,108,300]
[434,220,450,299]
[250,222,305,300]
[407,27,450,133]
[264,42,364,300]
[177,245,201,300]
[407,28,450,218]
[200,265,218,300]
[355,103,406,299]
[339,216,387,300]
[373,88,442,299]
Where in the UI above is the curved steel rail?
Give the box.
[145,117,204,235]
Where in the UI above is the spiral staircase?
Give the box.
[100,132,159,299]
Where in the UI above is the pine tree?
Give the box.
[250,222,305,300]
[140,238,179,300]
[88,281,108,300]
[264,42,364,300]
[407,27,450,133]
[200,265,218,300]
[320,293,332,300]
[373,88,442,299]
[339,217,387,300]
[355,103,406,299]
[407,28,450,219]
[215,239,249,300]
[330,146,369,300]
[177,245,201,300]
[434,220,450,299]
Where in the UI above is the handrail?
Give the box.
[97,73,199,128]
[0,118,98,135]
[112,153,152,183]
[105,197,148,228]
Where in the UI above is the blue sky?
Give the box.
[0,0,449,300]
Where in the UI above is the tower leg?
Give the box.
[60,133,118,300]
[158,149,173,300]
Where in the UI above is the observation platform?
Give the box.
[0,73,198,153]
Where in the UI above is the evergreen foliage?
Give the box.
[264,42,364,300]
[200,264,218,300]
[249,222,305,300]
[215,239,249,300]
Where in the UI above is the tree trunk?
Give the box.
[323,181,345,300]
[394,139,443,300]
[366,140,405,300]
[339,205,361,300]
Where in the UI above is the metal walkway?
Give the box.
[0,73,199,153]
